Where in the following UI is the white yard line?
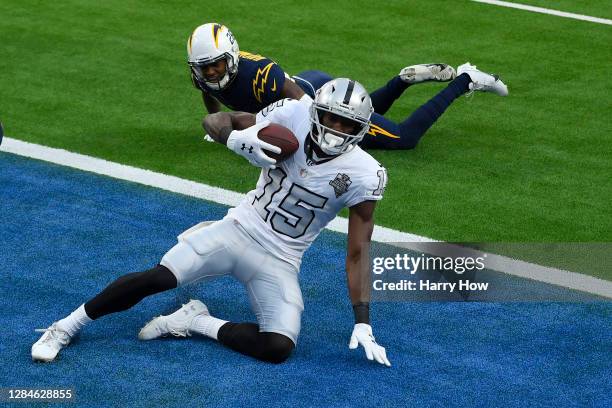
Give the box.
[2,137,611,298]
[470,0,612,25]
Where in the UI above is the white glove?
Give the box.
[203,134,215,143]
[349,323,391,367]
[226,120,280,168]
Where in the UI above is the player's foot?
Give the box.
[457,62,508,96]
[138,299,209,340]
[399,64,456,84]
[32,323,72,362]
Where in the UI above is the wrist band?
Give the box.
[352,302,370,324]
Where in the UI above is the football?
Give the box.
[257,123,299,162]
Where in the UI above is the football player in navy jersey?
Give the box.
[189,23,508,150]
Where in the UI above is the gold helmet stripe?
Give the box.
[212,23,223,49]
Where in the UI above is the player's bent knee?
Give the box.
[260,332,295,364]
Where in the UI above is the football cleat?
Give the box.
[399,64,456,84]
[32,323,72,362]
[138,299,209,340]
[457,62,508,96]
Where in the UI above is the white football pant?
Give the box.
[160,218,304,343]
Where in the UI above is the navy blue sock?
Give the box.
[360,74,471,150]
[369,76,410,115]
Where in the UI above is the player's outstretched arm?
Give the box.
[280,79,306,100]
[346,200,391,367]
[202,91,222,114]
[203,112,280,168]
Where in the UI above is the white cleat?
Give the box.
[32,323,72,362]
[457,62,508,96]
[138,299,209,340]
[399,63,456,84]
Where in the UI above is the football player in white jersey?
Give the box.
[32,78,391,367]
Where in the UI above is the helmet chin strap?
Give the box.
[204,73,230,90]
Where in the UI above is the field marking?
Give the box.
[470,0,612,25]
[2,137,611,299]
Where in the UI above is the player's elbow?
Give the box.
[202,112,221,133]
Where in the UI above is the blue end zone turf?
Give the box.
[1,152,610,407]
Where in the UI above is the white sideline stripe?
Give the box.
[470,0,612,25]
[2,137,611,299]
[0,138,435,244]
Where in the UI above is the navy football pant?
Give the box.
[293,70,472,150]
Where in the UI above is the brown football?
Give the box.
[257,123,299,162]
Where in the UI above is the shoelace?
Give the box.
[34,327,69,344]
[462,64,497,99]
[469,69,501,95]
[169,328,190,337]
[169,304,193,337]
[144,313,191,337]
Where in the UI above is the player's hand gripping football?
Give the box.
[349,323,391,367]
[226,120,281,169]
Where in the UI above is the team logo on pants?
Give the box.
[329,173,352,198]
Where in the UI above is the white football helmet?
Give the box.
[187,23,239,90]
[310,78,373,155]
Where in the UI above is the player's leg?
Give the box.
[291,70,334,99]
[369,64,456,115]
[31,264,179,362]
[139,229,302,364]
[139,301,294,364]
[31,220,235,362]
[215,249,302,363]
[361,64,508,150]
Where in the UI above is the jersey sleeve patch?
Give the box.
[345,166,387,208]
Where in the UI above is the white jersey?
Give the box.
[226,98,387,268]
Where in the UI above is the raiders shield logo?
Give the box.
[329,173,352,198]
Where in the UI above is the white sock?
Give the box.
[190,315,228,340]
[56,304,93,337]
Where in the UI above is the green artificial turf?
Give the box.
[1,1,610,271]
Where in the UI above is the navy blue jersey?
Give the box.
[192,52,452,151]
[192,51,286,113]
